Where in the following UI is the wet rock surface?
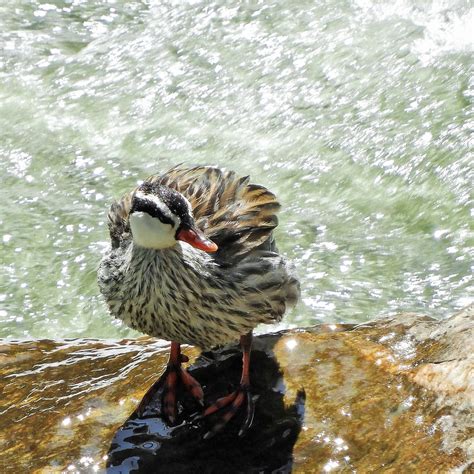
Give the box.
[107,342,306,473]
[0,306,472,473]
[107,345,306,473]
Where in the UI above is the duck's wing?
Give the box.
[106,165,281,258]
[150,165,281,262]
[106,192,133,249]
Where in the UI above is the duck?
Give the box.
[98,164,300,437]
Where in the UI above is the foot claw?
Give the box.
[203,430,215,440]
[238,391,255,437]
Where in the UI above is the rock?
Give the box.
[0,306,472,473]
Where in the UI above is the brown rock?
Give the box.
[0,306,472,473]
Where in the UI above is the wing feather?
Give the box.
[107,192,132,249]
[106,165,281,261]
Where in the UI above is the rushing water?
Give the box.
[0,0,472,339]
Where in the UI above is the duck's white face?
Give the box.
[130,211,179,249]
[129,192,180,250]
[129,188,218,253]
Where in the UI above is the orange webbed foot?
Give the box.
[160,362,204,424]
[201,384,255,439]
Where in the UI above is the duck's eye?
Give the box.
[132,198,175,226]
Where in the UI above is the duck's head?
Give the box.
[129,183,217,252]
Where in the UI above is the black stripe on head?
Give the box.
[136,183,194,228]
[131,194,175,226]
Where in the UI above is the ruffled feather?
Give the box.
[107,165,281,263]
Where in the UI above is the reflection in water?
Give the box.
[107,344,305,473]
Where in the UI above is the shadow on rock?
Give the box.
[106,338,305,473]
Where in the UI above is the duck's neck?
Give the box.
[127,241,216,275]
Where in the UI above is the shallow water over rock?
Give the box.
[0,306,472,473]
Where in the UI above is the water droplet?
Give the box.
[285,338,298,350]
[62,417,71,427]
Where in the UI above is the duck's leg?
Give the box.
[203,331,255,439]
[137,341,204,424]
[162,341,204,424]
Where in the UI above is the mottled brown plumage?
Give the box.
[107,165,280,262]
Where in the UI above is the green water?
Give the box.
[0,1,472,339]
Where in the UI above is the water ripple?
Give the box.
[0,0,472,338]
